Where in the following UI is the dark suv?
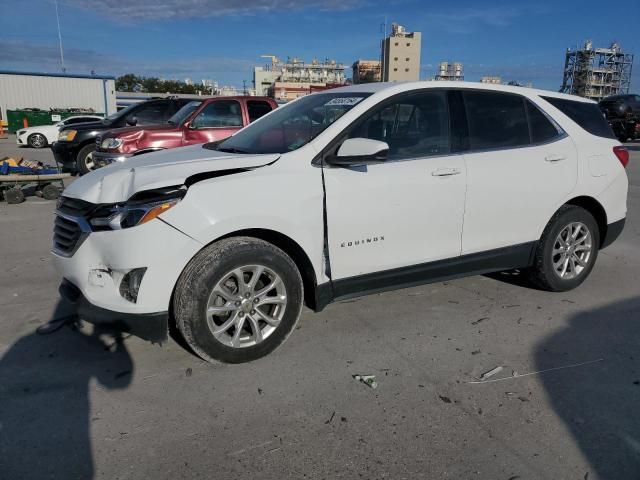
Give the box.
[52,97,194,174]
[599,94,640,142]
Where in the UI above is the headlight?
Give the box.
[101,138,123,149]
[88,189,184,230]
[58,130,77,141]
[17,130,26,136]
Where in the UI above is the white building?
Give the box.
[0,70,117,123]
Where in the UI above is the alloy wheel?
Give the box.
[30,134,46,148]
[552,222,593,280]
[83,152,96,171]
[205,265,287,348]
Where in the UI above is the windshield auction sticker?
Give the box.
[325,97,365,106]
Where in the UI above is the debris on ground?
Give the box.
[185,367,193,377]
[468,358,604,384]
[439,395,452,404]
[325,411,336,424]
[471,317,489,325]
[35,314,78,335]
[471,350,481,355]
[353,374,378,389]
[481,366,504,380]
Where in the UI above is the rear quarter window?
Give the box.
[541,96,615,139]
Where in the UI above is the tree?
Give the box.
[115,74,205,95]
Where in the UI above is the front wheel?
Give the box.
[174,237,304,363]
[76,144,97,175]
[527,205,599,292]
[27,133,47,148]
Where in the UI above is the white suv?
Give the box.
[52,82,629,363]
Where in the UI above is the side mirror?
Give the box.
[327,138,389,166]
[126,115,138,126]
[188,122,197,130]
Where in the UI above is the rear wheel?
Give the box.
[527,205,599,292]
[76,144,97,175]
[27,133,47,148]
[174,237,304,364]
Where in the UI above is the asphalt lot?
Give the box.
[1,135,639,479]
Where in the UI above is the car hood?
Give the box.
[62,144,280,204]
[59,120,106,132]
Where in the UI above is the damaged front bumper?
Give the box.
[59,279,169,342]
[52,213,203,340]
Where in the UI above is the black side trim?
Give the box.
[317,242,536,305]
[601,218,625,249]
[59,279,168,343]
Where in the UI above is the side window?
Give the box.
[64,117,91,125]
[247,101,274,123]
[192,100,243,128]
[463,91,529,150]
[135,102,171,125]
[526,100,563,144]
[348,90,450,160]
[541,96,615,139]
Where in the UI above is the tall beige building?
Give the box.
[382,23,422,82]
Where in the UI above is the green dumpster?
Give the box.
[7,110,104,133]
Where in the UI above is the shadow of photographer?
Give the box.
[0,300,133,479]
[535,296,640,478]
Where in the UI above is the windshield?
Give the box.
[168,101,202,125]
[104,103,137,124]
[210,92,371,154]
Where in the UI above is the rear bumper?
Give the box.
[59,279,168,342]
[51,141,79,172]
[601,217,625,249]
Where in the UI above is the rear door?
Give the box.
[323,89,467,280]
[460,90,578,255]
[183,99,244,145]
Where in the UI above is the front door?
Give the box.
[183,99,245,145]
[323,90,467,280]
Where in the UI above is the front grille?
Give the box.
[53,196,95,256]
[57,196,95,216]
[53,215,87,256]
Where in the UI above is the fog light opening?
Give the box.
[119,268,147,303]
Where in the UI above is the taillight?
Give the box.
[613,146,629,168]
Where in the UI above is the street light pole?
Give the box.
[54,0,66,72]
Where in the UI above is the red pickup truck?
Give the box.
[92,96,277,169]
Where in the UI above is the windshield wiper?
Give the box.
[216,147,251,154]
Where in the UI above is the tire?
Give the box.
[174,237,304,364]
[4,187,25,204]
[527,205,600,292]
[41,184,61,200]
[76,144,97,175]
[27,133,47,148]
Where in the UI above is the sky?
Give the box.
[1,0,639,91]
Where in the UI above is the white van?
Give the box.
[52,82,629,363]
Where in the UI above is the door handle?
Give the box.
[431,167,461,177]
[545,154,566,162]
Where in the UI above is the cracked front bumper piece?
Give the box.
[52,212,203,341]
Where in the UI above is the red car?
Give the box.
[93,96,277,168]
